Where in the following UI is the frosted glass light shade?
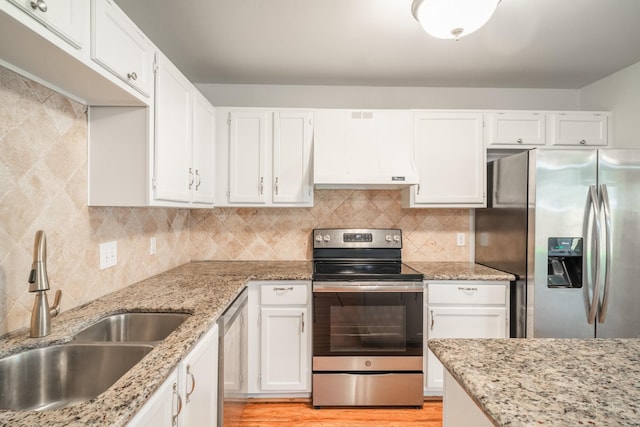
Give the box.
[411,0,499,40]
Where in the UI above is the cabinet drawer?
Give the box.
[428,283,505,305]
[260,284,308,305]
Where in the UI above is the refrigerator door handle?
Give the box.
[587,185,602,325]
[598,184,612,323]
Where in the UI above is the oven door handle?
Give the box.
[313,285,423,293]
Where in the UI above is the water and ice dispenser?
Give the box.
[548,237,583,288]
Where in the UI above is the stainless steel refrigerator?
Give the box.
[476,149,640,338]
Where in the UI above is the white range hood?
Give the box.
[313,109,419,189]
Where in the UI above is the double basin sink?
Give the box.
[0,312,190,411]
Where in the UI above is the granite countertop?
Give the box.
[406,261,515,281]
[429,338,640,426]
[0,260,510,426]
[0,261,311,427]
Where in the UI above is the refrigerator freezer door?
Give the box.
[596,150,640,338]
[530,150,597,338]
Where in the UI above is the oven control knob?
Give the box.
[365,360,372,367]
[315,234,323,242]
[393,235,400,242]
[323,234,331,242]
[385,235,392,242]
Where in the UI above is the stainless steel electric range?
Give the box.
[311,228,424,408]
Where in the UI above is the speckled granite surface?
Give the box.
[0,261,311,427]
[429,338,640,426]
[0,260,510,426]
[407,262,515,281]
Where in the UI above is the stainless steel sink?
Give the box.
[73,312,190,343]
[0,343,153,411]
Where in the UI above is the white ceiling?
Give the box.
[114,0,640,89]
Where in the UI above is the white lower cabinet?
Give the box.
[443,370,493,427]
[127,324,219,426]
[247,281,311,396]
[424,281,508,396]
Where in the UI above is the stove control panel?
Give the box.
[313,228,402,249]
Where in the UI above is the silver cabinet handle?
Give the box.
[517,138,523,144]
[587,185,602,324]
[30,0,47,12]
[195,170,201,190]
[127,72,138,81]
[457,287,478,292]
[417,184,421,195]
[259,177,264,195]
[301,312,305,333]
[430,310,434,331]
[185,365,196,403]
[599,184,612,323]
[274,177,279,195]
[579,139,587,145]
[172,382,182,426]
[273,286,294,292]
[188,168,194,190]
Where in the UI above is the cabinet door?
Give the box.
[127,370,179,427]
[426,306,506,390]
[272,111,313,204]
[413,112,485,206]
[260,307,309,391]
[181,324,218,427]
[8,0,84,48]
[91,0,154,97]
[191,92,215,205]
[549,113,608,146]
[229,112,268,204]
[486,112,546,146]
[154,54,192,203]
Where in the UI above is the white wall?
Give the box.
[580,60,640,149]
[196,84,580,110]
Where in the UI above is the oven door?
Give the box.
[312,282,423,358]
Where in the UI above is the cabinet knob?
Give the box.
[517,138,523,144]
[127,72,138,81]
[579,139,586,145]
[30,0,47,12]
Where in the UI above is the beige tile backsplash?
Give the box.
[0,65,471,335]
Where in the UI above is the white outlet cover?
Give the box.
[150,237,157,255]
[99,241,117,269]
[456,233,466,247]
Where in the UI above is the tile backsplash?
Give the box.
[0,64,472,335]
[190,190,471,262]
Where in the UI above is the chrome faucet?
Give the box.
[28,230,62,338]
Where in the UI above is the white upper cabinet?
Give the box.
[216,109,313,207]
[228,111,269,204]
[272,111,313,204]
[486,111,546,147]
[191,91,216,205]
[154,53,193,204]
[403,111,485,208]
[91,0,154,97]
[7,0,84,48]
[314,110,418,188]
[548,112,609,146]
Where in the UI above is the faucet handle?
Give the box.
[50,290,62,316]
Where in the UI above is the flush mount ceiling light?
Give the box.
[411,0,500,40]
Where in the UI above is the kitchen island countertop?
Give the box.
[429,338,640,426]
[0,260,509,426]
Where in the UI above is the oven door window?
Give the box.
[313,292,423,357]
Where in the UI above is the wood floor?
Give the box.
[234,400,443,427]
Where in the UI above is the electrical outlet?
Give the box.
[150,237,157,255]
[99,241,117,269]
[456,233,466,247]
